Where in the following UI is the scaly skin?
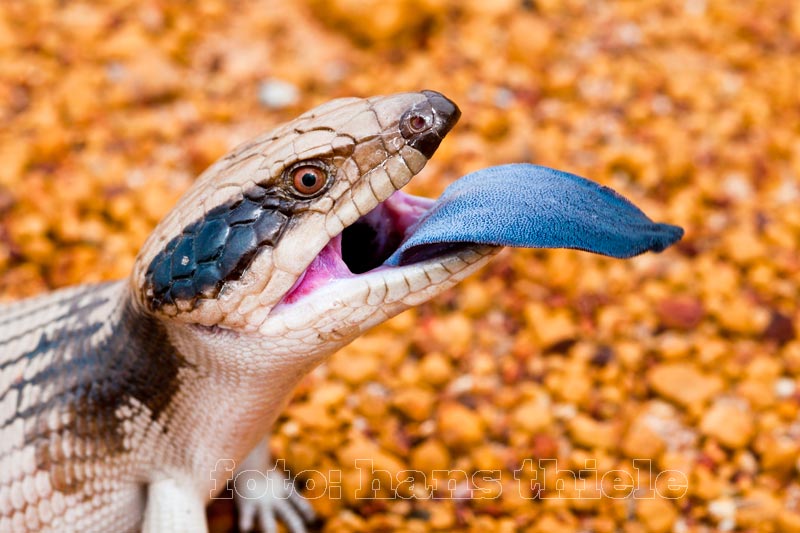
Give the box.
[0,91,497,532]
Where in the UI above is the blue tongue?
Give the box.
[385,163,684,266]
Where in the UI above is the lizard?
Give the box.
[0,89,683,532]
[0,90,498,532]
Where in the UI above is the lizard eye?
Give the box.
[287,162,330,198]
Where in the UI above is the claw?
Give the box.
[288,490,316,523]
[235,462,315,533]
[271,496,308,533]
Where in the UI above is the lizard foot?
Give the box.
[235,464,316,533]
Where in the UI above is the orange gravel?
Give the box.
[1,1,799,532]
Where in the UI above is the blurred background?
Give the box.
[1,1,799,531]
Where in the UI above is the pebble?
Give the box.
[286,402,337,430]
[621,412,665,459]
[530,513,578,533]
[737,488,781,529]
[700,399,754,449]
[524,303,577,348]
[754,432,798,472]
[329,348,380,384]
[657,296,705,330]
[418,352,453,386]
[436,402,485,447]
[779,510,800,532]
[310,382,349,407]
[691,465,723,500]
[257,79,300,109]
[774,377,796,399]
[409,439,450,473]
[708,498,737,532]
[428,502,455,530]
[392,387,436,421]
[509,394,552,434]
[429,314,474,356]
[648,363,723,407]
[568,414,618,450]
[636,498,677,533]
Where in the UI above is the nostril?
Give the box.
[408,114,429,133]
[400,105,434,141]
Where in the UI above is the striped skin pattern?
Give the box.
[0,92,498,532]
[0,283,148,532]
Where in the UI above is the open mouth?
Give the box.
[275,90,469,307]
[279,191,463,305]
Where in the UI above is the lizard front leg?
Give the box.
[143,478,208,533]
[235,437,316,533]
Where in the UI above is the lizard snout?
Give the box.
[399,90,461,158]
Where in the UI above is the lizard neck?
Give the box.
[150,317,334,485]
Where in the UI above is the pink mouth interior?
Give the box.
[280,191,434,305]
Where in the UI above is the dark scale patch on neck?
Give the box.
[4,295,187,497]
[145,187,296,312]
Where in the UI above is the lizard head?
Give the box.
[132,91,496,359]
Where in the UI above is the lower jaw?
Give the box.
[264,244,498,340]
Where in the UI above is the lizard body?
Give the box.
[0,91,494,532]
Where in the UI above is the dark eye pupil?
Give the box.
[301,173,317,187]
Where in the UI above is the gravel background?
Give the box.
[1,1,799,532]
